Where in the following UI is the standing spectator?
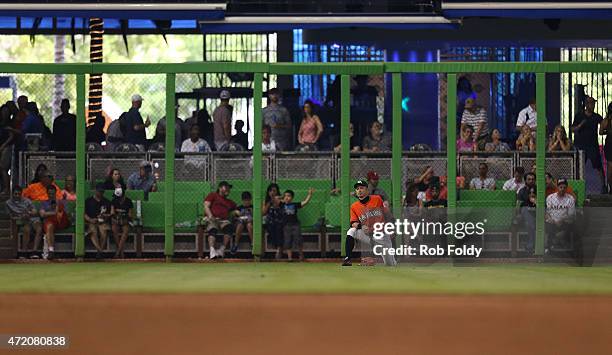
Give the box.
[21,102,45,150]
[199,181,239,259]
[126,161,158,198]
[362,121,392,152]
[231,191,254,255]
[461,97,489,150]
[86,113,106,145]
[14,95,28,131]
[110,187,133,259]
[545,178,575,251]
[6,186,42,258]
[516,124,536,152]
[156,108,184,151]
[23,174,62,201]
[52,99,76,151]
[334,122,361,152]
[503,167,525,193]
[469,163,496,190]
[61,175,76,201]
[516,98,538,134]
[103,168,127,191]
[518,173,537,254]
[213,90,233,150]
[599,102,612,193]
[181,124,211,170]
[124,94,151,151]
[262,124,277,152]
[297,100,324,149]
[0,104,16,194]
[265,193,284,260]
[572,96,606,193]
[230,120,249,150]
[485,128,511,152]
[281,188,313,261]
[39,185,71,260]
[457,125,476,152]
[262,88,292,151]
[366,170,390,207]
[106,117,124,151]
[85,183,111,259]
[548,125,572,152]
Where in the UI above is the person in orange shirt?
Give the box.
[545,173,575,198]
[22,174,62,201]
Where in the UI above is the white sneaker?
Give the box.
[218,246,225,258]
[209,247,217,259]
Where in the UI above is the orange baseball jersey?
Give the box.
[349,195,385,228]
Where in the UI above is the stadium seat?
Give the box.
[141,202,165,232]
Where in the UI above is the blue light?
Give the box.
[402,97,411,112]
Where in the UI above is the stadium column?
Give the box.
[252,73,263,258]
[535,73,546,256]
[75,74,86,258]
[341,75,350,256]
[164,73,176,260]
[392,73,402,246]
[446,74,457,209]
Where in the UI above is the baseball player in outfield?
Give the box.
[343,179,397,266]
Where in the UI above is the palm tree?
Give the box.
[87,18,104,125]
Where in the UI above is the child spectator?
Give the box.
[111,187,134,259]
[61,175,76,201]
[231,191,254,254]
[39,185,71,260]
[281,188,314,261]
[264,193,284,260]
[6,186,42,258]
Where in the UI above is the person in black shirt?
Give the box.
[102,168,127,191]
[423,185,447,209]
[124,94,150,151]
[231,191,254,254]
[52,99,76,151]
[85,183,111,259]
[517,173,537,254]
[110,188,134,258]
[571,96,606,193]
[415,166,438,192]
[86,112,106,145]
[230,120,249,150]
[281,188,313,261]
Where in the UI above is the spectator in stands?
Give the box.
[231,191,253,255]
[52,99,76,151]
[22,102,46,150]
[110,187,133,259]
[366,170,390,207]
[503,167,525,193]
[415,166,437,192]
[461,97,489,150]
[545,178,576,251]
[263,88,292,151]
[39,184,71,260]
[297,100,324,149]
[126,161,157,198]
[230,120,249,150]
[362,120,391,152]
[600,102,612,194]
[124,94,151,151]
[423,185,447,208]
[403,182,422,217]
[213,90,233,150]
[516,98,538,134]
[6,186,42,258]
[265,192,284,260]
[425,176,448,201]
[262,124,277,152]
[548,125,572,152]
[281,188,314,261]
[106,117,124,151]
[572,96,606,193]
[457,125,476,152]
[156,108,184,151]
[86,112,106,145]
[30,163,48,184]
[469,162,496,190]
[103,168,127,191]
[485,128,511,152]
[14,95,28,131]
[518,173,537,254]
[61,175,76,201]
[200,181,239,259]
[23,174,62,201]
[334,122,361,152]
[516,124,536,152]
[185,108,215,150]
[545,172,575,197]
[0,104,16,194]
[181,124,211,170]
[85,183,111,259]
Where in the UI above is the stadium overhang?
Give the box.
[442,1,612,20]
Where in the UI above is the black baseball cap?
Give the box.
[218,181,233,189]
[95,183,106,192]
[557,178,568,186]
[354,179,368,189]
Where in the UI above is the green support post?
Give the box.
[446,74,457,209]
[535,73,546,255]
[392,73,403,246]
[164,73,176,259]
[252,73,263,257]
[74,74,86,258]
[340,75,350,256]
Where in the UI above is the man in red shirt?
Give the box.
[198,181,239,259]
[343,180,396,266]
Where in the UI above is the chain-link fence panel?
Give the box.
[87,153,148,184]
[459,153,515,185]
[275,152,334,180]
[518,152,577,180]
[402,153,448,189]
[150,152,209,182]
[348,154,391,180]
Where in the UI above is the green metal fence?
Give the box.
[3,61,611,259]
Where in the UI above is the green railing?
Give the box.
[3,61,610,259]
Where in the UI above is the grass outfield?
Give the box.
[1,263,612,294]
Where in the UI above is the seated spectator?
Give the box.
[61,175,76,201]
[545,173,575,197]
[281,188,314,261]
[367,171,390,207]
[516,124,536,152]
[52,99,76,151]
[457,125,476,152]
[469,162,496,190]
[6,186,42,258]
[518,173,537,254]
[262,124,277,152]
[425,176,448,201]
[423,185,447,208]
[503,167,525,193]
[86,113,106,145]
[181,124,212,170]
[85,183,111,259]
[231,191,254,255]
[199,181,239,259]
[126,161,158,198]
[415,166,438,192]
[548,124,572,152]
[403,182,422,219]
[297,100,323,149]
[362,121,392,152]
[485,128,511,152]
[23,174,62,201]
[545,178,575,251]
[39,185,71,260]
[110,187,133,259]
[30,163,48,184]
[334,122,361,152]
[103,168,127,191]
[230,120,249,150]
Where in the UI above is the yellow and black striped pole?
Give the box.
[88,17,103,124]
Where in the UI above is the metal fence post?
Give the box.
[75,73,86,258]
[446,74,457,208]
[535,73,547,256]
[164,73,176,260]
[392,72,403,246]
[252,73,263,258]
[340,75,350,256]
